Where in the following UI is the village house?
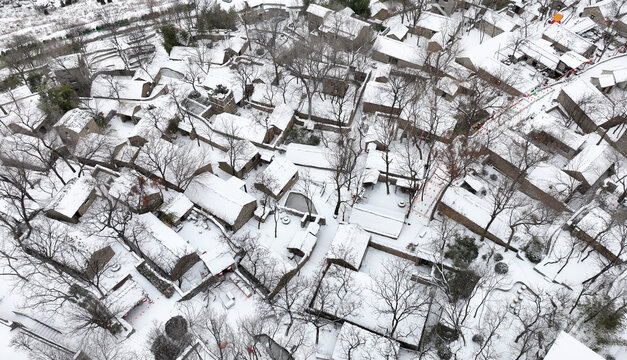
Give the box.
[134,138,213,190]
[113,143,141,169]
[590,67,627,93]
[570,207,626,263]
[563,141,617,192]
[414,11,456,38]
[23,217,116,281]
[541,25,597,57]
[212,112,273,146]
[557,78,626,133]
[372,36,426,70]
[254,157,299,200]
[362,81,404,115]
[54,108,100,148]
[582,0,627,36]
[107,170,164,213]
[184,173,257,231]
[556,51,589,75]
[74,133,126,169]
[386,22,409,41]
[525,111,586,159]
[306,4,332,31]
[475,9,519,37]
[485,130,547,180]
[158,193,194,226]
[317,7,373,47]
[438,185,514,249]
[108,275,150,322]
[1,93,50,135]
[240,0,291,23]
[287,222,320,258]
[217,138,261,178]
[326,223,371,271]
[544,331,605,360]
[266,104,295,143]
[134,213,199,281]
[370,1,391,21]
[238,239,297,297]
[0,133,55,172]
[521,163,580,212]
[50,54,90,93]
[45,175,97,223]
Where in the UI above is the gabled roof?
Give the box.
[184,173,256,226]
[45,176,96,218]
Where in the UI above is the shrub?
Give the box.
[0,74,22,92]
[584,297,627,336]
[26,72,44,91]
[215,84,229,95]
[167,117,180,134]
[137,262,175,298]
[94,113,108,128]
[523,237,545,264]
[437,345,452,360]
[151,334,184,360]
[447,269,480,301]
[494,253,504,262]
[284,127,320,146]
[472,334,484,345]
[165,316,188,341]
[197,4,238,32]
[495,262,509,274]
[433,323,459,343]
[39,83,78,120]
[161,25,181,54]
[445,235,479,268]
[160,212,177,226]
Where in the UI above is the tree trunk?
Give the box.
[506,226,516,252]
[334,187,342,215]
[385,154,390,194]
[430,181,452,221]
[479,215,497,242]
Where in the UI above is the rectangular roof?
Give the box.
[184,173,256,226]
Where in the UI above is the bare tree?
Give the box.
[430,136,484,221]
[233,58,259,102]
[505,198,556,250]
[281,34,338,120]
[371,258,430,338]
[0,34,43,85]
[327,132,359,216]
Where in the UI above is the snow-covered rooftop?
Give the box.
[184,173,256,226]
[372,36,425,67]
[327,223,370,270]
[45,175,96,219]
[544,331,603,360]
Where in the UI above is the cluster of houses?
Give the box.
[0,0,625,358]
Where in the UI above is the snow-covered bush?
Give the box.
[437,345,452,360]
[445,235,479,268]
[137,262,175,298]
[494,253,504,262]
[494,262,508,274]
[165,316,188,341]
[523,237,545,264]
[472,334,484,345]
[447,269,480,301]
